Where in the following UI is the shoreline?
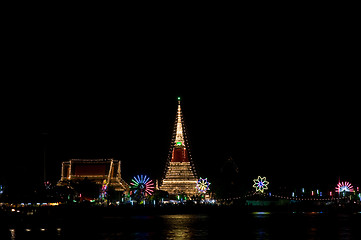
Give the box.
[2,203,361,220]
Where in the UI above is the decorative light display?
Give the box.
[130,175,154,196]
[175,99,185,147]
[335,181,354,193]
[44,181,51,190]
[196,177,210,193]
[100,179,108,200]
[159,98,198,196]
[253,176,269,193]
[218,182,359,202]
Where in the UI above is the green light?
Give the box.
[178,97,181,100]
[176,142,182,146]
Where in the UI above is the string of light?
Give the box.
[217,191,358,203]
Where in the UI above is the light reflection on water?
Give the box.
[4,212,361,240]
[9,229,15,240]
[161,214,208,240]
[6,227,63,240]
[251,211,271,240]
[336,214,352,240]
[252,211,271,218]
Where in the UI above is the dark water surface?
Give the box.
[2,210,361,239]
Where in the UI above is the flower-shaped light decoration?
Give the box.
[253,176,269,193]
[196,177,210,194]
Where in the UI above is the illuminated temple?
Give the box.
[159,97,198,197]
[57,158,129,193]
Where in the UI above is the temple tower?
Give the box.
[159,97,198,197]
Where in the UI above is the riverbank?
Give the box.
[2,202,361,220]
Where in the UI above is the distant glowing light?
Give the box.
[335,181,354,193]
[253,176,269,193]
[196,177,210,193]
[252,211,270,215]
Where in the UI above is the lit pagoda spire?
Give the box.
[170,97,190,163]
[160,97,198,197]
[175,97,185,146]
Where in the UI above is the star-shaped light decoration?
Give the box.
[253,176,269,193]
[196,177,211,194]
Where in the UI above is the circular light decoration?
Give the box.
[196,177,210,193]
[335,181,354,193]
[130,175,154,196]
[253,176,269,193]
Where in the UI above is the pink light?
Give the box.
[335,181,354,193]
[130,175,154,196]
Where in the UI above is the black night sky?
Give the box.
[1,10,360,197]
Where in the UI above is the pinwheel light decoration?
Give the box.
[335,181,354,193]
[130,175,154,197]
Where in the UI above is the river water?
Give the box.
[2,211,361,239]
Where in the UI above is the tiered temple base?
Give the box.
[160,162,198,197]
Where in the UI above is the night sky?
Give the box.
[1,11,360,195]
